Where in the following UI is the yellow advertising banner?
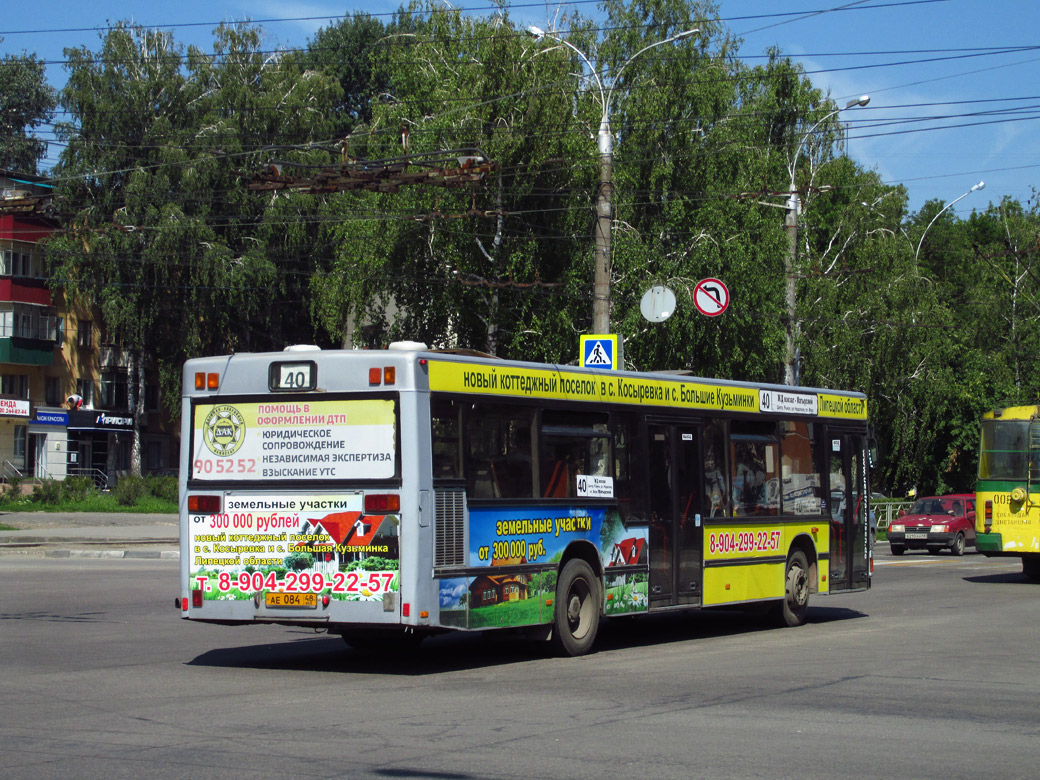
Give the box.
[427,360,867,420]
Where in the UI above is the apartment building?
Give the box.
[0,170,176,486]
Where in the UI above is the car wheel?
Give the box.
[890,545,905,556]
[950,532,965,556]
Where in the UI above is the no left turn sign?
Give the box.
[694,278,730,317]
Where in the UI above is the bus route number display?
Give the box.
[269,361,316,392]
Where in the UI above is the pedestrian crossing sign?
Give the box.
[580,334,619,371]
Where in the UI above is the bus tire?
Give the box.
[550,559,600,656]
[950,532,965,556]
[773,550,810,627]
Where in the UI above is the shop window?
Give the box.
[13,425,26,459]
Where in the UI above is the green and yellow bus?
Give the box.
[977,405,1040,580]
[178,343,874,655]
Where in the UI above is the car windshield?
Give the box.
[910,498,948,515]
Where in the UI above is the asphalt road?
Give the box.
[1,549,1036,780]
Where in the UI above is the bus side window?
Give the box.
[465,403,535,499]
[612,413,645,524]
[780,420,822,515]
[730,420,780,517]
[703,419,729,518]
[431,399,462,480]
[540,410,610,499]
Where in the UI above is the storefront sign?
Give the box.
[35,410,68,426]
[0,398,30,417]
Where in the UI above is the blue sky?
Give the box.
[2,0,1037,216]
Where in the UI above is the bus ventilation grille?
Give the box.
[434,489,466,568]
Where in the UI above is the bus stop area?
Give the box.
[0,512,179,557]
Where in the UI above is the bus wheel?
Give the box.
[950,532,966,556]
[774,550,810,627]
[551,559,600,656]
[1022,557,1040,582]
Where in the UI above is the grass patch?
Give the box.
[0,476,177,514]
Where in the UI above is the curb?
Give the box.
[42,549,180,559]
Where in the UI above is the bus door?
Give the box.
[647,422,703,607]
[828,431,870,591]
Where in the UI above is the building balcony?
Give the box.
[0,335,56,366]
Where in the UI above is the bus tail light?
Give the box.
[188,494,222,514]
[194,372,220,390]
[365,493,400,513]
[368,367,396,385]
[191,589,203,608]
[985,500,992,533]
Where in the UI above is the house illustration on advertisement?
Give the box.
[469,555,529,607]
[295,511,399,575]
[609,537,645,566]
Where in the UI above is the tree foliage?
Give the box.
[22,6,1040,495]
[47,23,341,410]
[0,47,57,173]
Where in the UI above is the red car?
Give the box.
[887,494,976,556]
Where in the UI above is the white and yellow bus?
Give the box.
[177,343,873,655]
[976,405,1040,580]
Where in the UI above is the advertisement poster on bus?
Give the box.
[437,504,649,629]
[188,493,399,603]
[190,398,396,482]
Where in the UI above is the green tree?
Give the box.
[0,48,57,173]
[46,23,341,470]
[311,4,591,358]
[297,13,393,136]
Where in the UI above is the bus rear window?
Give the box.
[190,397,397,482]
[978,419,1029,480]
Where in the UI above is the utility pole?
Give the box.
[528,26,698,336]
[782,95,869,386]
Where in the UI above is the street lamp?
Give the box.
[913,181,985,265]
[782,94,870,386]
[528,25,699,335]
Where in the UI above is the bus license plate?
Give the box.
[905,532,928,540]
[265,592,318,609]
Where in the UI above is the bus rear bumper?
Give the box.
[976,532,1004,555]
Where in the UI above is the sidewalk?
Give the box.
[0,511,179,559]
